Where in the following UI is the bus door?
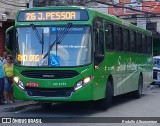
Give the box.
[93,17,105,99]
[94,18,104,66]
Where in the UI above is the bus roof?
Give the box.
[17,6,152,36]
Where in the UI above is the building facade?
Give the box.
[107,0,160,55]
[0,0,27,56]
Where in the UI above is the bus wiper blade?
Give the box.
[56,23,72,45]
[41,30,44,54]
[30,23,44,54]
[43,22,72,59]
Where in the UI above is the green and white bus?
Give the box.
[6,6,153,109]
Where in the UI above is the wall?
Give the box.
[0,0,27,20]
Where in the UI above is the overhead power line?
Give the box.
[87,0,157,15]
[6,0,27,5]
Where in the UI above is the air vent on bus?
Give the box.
[21,70,79,79]
[25,87,73,97]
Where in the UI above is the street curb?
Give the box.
[0,101,36,110]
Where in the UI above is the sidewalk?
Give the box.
[0,100,36,110]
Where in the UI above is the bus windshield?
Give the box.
[16,26,92,67]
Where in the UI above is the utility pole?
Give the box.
[28,0,33,8]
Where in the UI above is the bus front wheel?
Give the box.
[95,81,113,110]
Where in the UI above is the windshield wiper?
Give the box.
[43,22,72,59]
[30,23,44,54]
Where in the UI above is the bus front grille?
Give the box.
[25,87,73,97]
[21,70,79,79]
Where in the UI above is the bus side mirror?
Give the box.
[6,34,9,47]
[6,26,14,53]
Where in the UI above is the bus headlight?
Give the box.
[13,77,19,83]
[13,77,24,90]
[74,76,92,91]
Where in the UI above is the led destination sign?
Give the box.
[18,10,89,21]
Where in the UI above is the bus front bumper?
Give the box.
[13,83,94,102]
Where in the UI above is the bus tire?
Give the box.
[132,75,143,99]
[95,81,113,110]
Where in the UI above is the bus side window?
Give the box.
[130,31,136,53]
[147,36,152,54]
[114,25,122,51]
[142,35,147,54]
[105,23,114,51]
[123,28,129,52]
[136,33,142,53]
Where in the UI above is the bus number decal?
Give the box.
[25,12,76,21]
[18,54,27,61]
[26,13,36,21]
[38,12,43,20]
[17,54,43,62]
[18,10,89,21]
